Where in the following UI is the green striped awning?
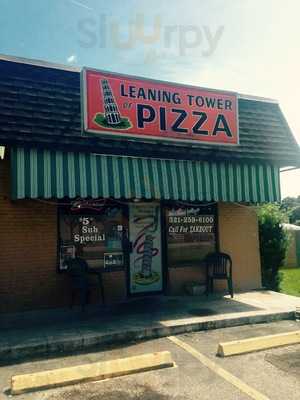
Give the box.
[11,147,281,202]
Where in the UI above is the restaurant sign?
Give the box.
[82,68,239,145]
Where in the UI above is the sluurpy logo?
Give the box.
[93,79,132,130]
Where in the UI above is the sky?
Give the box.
[0,0,299,199]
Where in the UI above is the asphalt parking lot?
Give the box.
[1,320,299,400]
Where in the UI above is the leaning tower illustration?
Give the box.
[100,79,121,125]
[141,235,154,278]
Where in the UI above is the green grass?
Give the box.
[279,267,300,297]
[94,113,132,130]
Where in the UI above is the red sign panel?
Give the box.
[83,69,239,145]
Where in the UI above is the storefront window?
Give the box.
[165,205,217,268]
[58,205,126,271]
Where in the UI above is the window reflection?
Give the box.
[166,206,216,268]
[59,207,125,270]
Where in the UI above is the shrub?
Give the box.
[257,204,289,291]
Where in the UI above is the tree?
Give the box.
[280,196,300,226]
[257,204,289,291]
[281,196,300,211]
[290,206,300,225]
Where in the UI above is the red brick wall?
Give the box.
[167,267,206,295]
[0,155,126,313]
[0,152,262,312]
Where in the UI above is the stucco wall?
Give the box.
[218,202,262,291]
[284,229,300,268]
[284,232,297,268]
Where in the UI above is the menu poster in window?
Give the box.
[59,207,124,270]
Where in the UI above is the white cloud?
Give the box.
[67,54,77,64]
[68,0,93,11]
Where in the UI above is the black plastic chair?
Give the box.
[205,252,233,298]
[66,257,90,310]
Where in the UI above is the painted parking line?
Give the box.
[168,336,270,400]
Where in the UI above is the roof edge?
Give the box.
[237,93,278,104]
[0,53,279,104]
[0,53,81,73]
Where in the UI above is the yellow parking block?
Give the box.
[217,330,300,357]
[11,351,174,395]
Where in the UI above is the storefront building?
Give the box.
[0,56,299,313]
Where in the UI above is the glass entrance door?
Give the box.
[128,202,163,295]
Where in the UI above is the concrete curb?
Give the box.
[0,311,295,365]
[217,330,300,357]
[11,351,174,395]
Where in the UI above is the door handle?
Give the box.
[128,241,133,253]
[123,237,133,253]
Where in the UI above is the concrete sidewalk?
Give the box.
[0,290,299,365]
